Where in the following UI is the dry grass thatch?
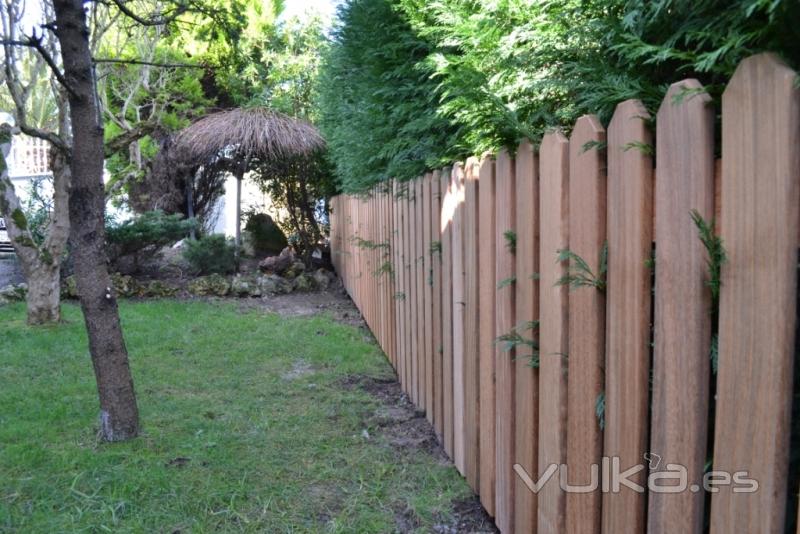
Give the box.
[173,107,325,164]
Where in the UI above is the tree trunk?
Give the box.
[53,0,139,441]
[0,128,68,325]
[26,263,61,324]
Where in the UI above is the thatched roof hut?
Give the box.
[173,107,325,164]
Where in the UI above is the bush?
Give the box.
[106,211,196,269]
[244,212,288,256]
[183,235,237,275]
[320,0,800,192]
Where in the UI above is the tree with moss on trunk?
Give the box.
[0,0,71,325]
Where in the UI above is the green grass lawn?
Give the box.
[0,300,472,533]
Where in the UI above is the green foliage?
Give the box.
[691,209,727,375]
[20,177,53,246]
[317,0,460,192]
[244,212,288,256]
[596,391,606,430]
[556,242,608,292]
[183,235,237,275]
[10,209,27,231]
[495,320,539,367]
[106,211,196,267]
[497,276,516,290]
[504,230,517,254]
[319,0,799,192]
[691,210,726,303]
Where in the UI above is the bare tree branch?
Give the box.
[1,34,78,98]
[93,57,209,69]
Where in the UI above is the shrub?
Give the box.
[183,235,237,275]
[106,211,196,269]
[244,212,288,256]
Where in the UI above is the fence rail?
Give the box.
[329,53,800,534]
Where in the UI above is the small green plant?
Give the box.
[351,236,389,250]
[504,230,517,254]
[495,320,539,367]
[691,210,726,303]
[596,391,605,430]
[497,276,516,289]
[622,141,654,156]
[691,209,727,374]
[183,235,237,275]
[106,210,196,270]
[556,241,608,292]
[580,140,607,154]
[374,261,394,277]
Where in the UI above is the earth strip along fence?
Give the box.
[329,53,800,534]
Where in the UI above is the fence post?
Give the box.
[566,115,607,534]
[601,99,654,534]
[514,139,540,534]
[710,53,800,534]
[538,130,570,534]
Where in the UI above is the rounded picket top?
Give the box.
[659,78,712,117]
[609,99,651,137]
[724,52,797,102]
[572,114,605,138]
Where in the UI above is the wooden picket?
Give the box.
[441,168,454,458]
[602,99,653,534]
[566,115,606,534]
[463,158,482,494]
[451,164,467,475]
[710,53,799,534]
[477,154,497,509]
[495,148,517,532]
[538,131,570,534]
[648,79,714,533]
[329,53,800,534]
[431,171,444,443]
[514,140,539,534]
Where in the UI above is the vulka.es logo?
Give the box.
[513,455,759,495]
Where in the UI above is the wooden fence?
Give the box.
[329,53,800,533]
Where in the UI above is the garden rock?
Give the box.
[257,274,293,295]
[231,275,263,297]
[283,260,307,279]
[312,268,331,290]
[258,247,295,275]
[111,273,140,298]
[188,274,231,297]
[62,275,78,299]
[293,273,316,292]
[0,283,27,304]
[140,280,179,298]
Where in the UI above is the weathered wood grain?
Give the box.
[566,115,607,534]
[538,131,570,534]
[440,168,455,457]
[451,164,467,474]
[514,139,540,534]
[431,171,444,443]
[649,79,714,534]
[478,155,497,511]
[601,99,653,534]
[710,53,800,534]
[495,149,517,532]
[423,173,435,423]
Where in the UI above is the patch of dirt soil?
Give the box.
[434,497,498,534]
[237,280,367,328]
[339,374,498,533]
